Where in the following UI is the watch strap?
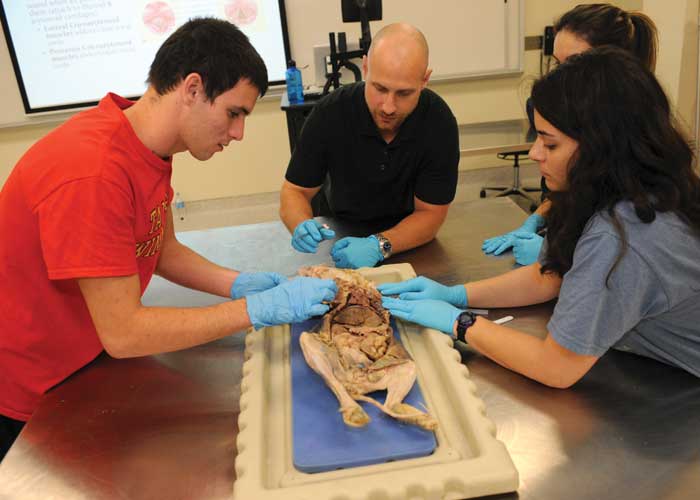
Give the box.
[456,311,477,343]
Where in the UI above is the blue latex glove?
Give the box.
[230,271,287,299]
[331,235,383,269]
[246,277,337,330]
[377,276,468,307]
[482,213,545,256]
[382,297,463,335]
[291,219,336,253]
[512,233,544,266]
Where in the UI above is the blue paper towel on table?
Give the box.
[291,318,437,473]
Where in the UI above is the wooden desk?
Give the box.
[1,198,698,500]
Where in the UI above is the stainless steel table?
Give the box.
[1,198,698,500]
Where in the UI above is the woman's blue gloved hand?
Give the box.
[512,233,544,266]
[377,276,467,307]
[382,297,463,335]
[245,277,337,330]
[230,272,287,299]
[291,219,336,253]
[482,213,544,256]
[331,236,383,269]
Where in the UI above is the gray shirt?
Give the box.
[540,202,700,376]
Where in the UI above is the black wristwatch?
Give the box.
[455,311,477,343]
[374,233,393,259]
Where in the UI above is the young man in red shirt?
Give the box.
[0,18,336,460]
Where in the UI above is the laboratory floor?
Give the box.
[173,162,540,232]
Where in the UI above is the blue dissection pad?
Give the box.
[291,318,437,473]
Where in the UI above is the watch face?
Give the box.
[458,312,476,330]
[456,311,476,343]
[375,234,391,257]
[459,311,476,328]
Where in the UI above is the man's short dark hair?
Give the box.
[147,17,268,100]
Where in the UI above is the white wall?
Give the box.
[643,0,699,135]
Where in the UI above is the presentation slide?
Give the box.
[0,0,289,113]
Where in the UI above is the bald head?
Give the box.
[362,23,432,142]
[368,23,429,74]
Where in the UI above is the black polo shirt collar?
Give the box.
[356,82,423,144]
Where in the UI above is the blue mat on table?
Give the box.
[290,318,436,473]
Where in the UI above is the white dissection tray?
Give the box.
[234,263,518,499]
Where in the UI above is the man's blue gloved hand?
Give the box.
[382,297,462,335]
[482,213,544,256]
[246,277,337,330]
[291,219,336,253]
[512,233,544,266]
[230,272,287,299]
[331,235,383,269]
[377,276,467,307]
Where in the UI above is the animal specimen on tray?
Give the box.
[298,265,437,430]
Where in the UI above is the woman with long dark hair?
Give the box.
[380,47,700,387]
[483,3,658,266]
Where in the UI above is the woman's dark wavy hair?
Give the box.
[147,17,268,100]
[532,46,700,280]
[555,3,658,71]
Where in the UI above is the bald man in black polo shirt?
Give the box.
[279,23,459,269]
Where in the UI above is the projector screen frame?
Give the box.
[0,0,292,115]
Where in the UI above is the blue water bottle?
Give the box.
[173,191,186,221]
[285,60,304,104]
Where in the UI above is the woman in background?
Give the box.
[380,47,700,387]
[482,3,658,265]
